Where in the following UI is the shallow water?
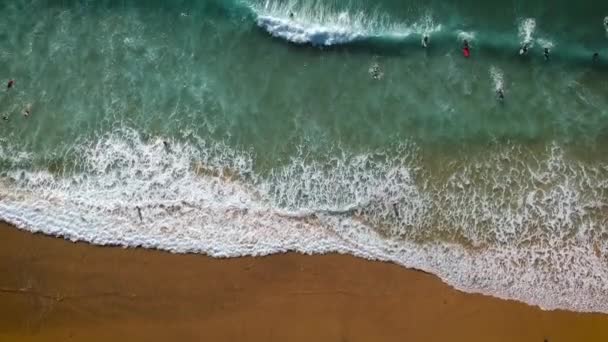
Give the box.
[1,0,608,313]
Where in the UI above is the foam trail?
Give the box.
[518,18,536,46]
[490,66,504,92]
[0,129,607,313]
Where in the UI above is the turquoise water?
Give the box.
[1,0,608,313]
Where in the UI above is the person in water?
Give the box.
[593,52,600,62]
[7,79,14,89]
[496,88,505,102]
[543,48,550,61]
[22,103,32,117]
[289,12,294,19]
[462,39,470,57]
[422,35,429,48]
[519,43,529,55]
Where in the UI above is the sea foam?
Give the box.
[1,128,607,313]
[251,1,440,46]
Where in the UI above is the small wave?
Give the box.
[251,2,440,46]
[256,15,365,45]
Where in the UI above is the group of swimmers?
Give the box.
[420,34,603,64]
[416,17,608,102]
[1,79,32,121]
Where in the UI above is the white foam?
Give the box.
[251,2,440,46]
[1,129,607,313]
[518,18,536,46]
[256,15,365,45]
[537,38,554,49]
[457,30,476,43]
[490,66,504,92]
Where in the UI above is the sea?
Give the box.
[1,0,608,313]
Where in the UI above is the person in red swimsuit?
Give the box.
[462,40,470,58]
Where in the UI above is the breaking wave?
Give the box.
[1,127,607,313]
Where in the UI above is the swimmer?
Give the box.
[22,103,32,117]
[593,52,600,62]
[422,35,429,48]
[289,12,294,19]
[369,61,383,80]
[496,88,505,102]
[543,48,550,61]
[1,115,8,121]
[7,79,14,89]
[392,203,400,218]
[462,40,470,58]
[136,206,143,222]
[519,43,529,55]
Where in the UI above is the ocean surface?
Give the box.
[1,0,608,313]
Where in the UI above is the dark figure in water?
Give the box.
[136,206,143,222]
[519,43,529,55]
[422,35,429,48]
[593,52,600,63]
[7,79,14,89]
[289,12,294,19]
[543,48,550,61]
[462,40,470,57]
[496,88,505,102]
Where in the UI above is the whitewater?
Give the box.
[1,128,607,313]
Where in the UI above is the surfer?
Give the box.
[543,48,550,61]
[7,79,14,89]
[519,43,529,55]
[462,40,470,58]
[422,35,429,48]
[593,52,599,63]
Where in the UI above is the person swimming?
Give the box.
[519,43,529,55]
[422,35,429,48]
[7,79,14,89]
[22,104,32,117]
[289,12,294,19]
[543,48,550,61]
[593,52,600,62]
[462,40,470,57]
[496,88,505,102]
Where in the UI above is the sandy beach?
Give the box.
[0,221,607,342]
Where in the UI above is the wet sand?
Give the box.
[1,222,607,342]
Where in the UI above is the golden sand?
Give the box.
[1,222,607,342]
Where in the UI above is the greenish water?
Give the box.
[1,0,608,313]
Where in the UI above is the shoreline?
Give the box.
[1,221,607,341]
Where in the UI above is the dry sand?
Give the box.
[1,222,607,342]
